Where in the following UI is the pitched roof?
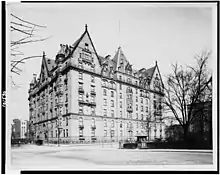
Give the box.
[112,47,130,71]
[144,66,156,79]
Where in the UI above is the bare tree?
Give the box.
[10,13,50,87]
[163,51,212,143]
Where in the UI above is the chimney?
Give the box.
[105,55,111,59]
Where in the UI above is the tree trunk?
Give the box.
[183,125,189,148]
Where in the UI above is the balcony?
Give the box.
[78,87,85,94]
[91,125,96,130]
[127,107,133,113]
[90,102,96,106]
[79,125,84,130]
[90,90,96,96]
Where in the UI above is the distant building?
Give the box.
[12,119,21,139]
[20,120,29,139]
[28,25,166,143]
[188,101,212,142]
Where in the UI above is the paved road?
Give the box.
[10,144,213,171]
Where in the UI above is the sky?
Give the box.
[8,2,215,122]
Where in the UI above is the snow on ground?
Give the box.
[9,144,213,171]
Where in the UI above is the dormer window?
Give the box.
[85,43,89,50]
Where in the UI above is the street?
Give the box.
[9,143,213,171]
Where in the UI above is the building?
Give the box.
[20,120,29,139]
[11,119,29,139]
[188,101,212,143]
[28,25,165,143]
[11,119,21,139]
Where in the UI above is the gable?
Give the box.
[39,57,49,83]
[150,65,164,90]
[70,29,102,73]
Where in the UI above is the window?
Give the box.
[104,130,107,137]
[104,119,107,127]
[79,105,83,113]
[91,107,95,115]
[154,100,156,109]
[111,110,114,117]
[136,96,138,102]
[119,75,122,81]
[103,89,107,96]
[136,113,138,119]
[79,129,83,137]
[111,120,114,128]
[120,121,123,128]
[91,129,95,137]
[51,131,53,138]
[120,93,122,99]
[111,91,114,97]
[141,106,143,112]
[110,130,115,137]
[141,98,143,104]
[103,109,107,116]
[79,94,83,101]
[92,118,95,126]
[85,43,89,50]
[66,118,68,126]
[66,129,68,137]
[111,100,114,107]
[141,114,143,120]
[136,122,138,128]
[63,129,65,137]
[136,105,138,111]
[120,111,122,118]
[91,96,95,102]
[79,82,83,89]
[79,117,83,126]
[91,76,95,83]
[119,84,122,90]
[120,130,123,137]
[136,89,138,94]
[120,101,122,108]
[103,99,107,106]
[79,72,83,79]
[66,94,68,102]
[146,99,148,105]
[91,86,95,92]
[146,106,148,113]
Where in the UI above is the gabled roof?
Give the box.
[112,46,130,71]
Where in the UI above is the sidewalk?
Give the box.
[11,143,213,153]
[125,148,213,153]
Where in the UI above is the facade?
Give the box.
[28,25,165,143]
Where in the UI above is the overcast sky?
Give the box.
[8,3,215,122]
